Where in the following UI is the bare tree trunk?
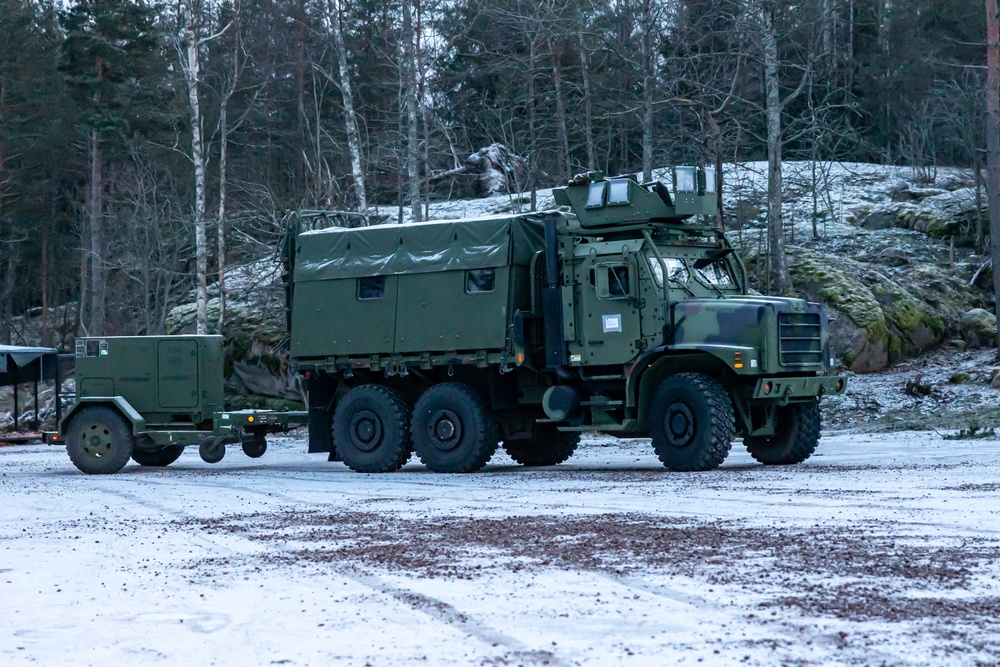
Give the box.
[217,100,228,334]
[640,0,655,182]
[330,0,367,211]
[763,5,792,295]
[578,28,596,171]
[550,38,571,183]
[401,0,421,221]
[41,223,49,346]
[528,35,539,211]
[986,0,1000,348]
[183,0,208,335]
[295,0,307,189]
[88,129,105,334]
[417,0,431,220]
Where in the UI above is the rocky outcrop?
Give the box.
[960,308,997,349]
[165,259,297,402]
[788,248,980,373]
[857,186,985,244]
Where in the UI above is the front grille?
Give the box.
[778,312,823,366]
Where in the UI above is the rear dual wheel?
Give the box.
[411,383,498,473]
[333,385,412,473]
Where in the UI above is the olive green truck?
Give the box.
[292,169,846,474]
[52,168,846,474]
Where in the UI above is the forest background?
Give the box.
[0,0,992,346]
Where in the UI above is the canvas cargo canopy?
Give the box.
[294,213,548,282]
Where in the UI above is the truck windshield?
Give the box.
[646,254,689,287]
[695,261,734,287]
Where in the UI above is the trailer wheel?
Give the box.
[411,383,498,473]
[649,373,734,471]
[744,401,821,465]
[333,385,411,473]
[65,406,134,475]
[242,432,268,458]
[131,446,184,467]
[503,426,579,466]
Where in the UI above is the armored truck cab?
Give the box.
[288,168,846,473]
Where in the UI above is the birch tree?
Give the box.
[402,0,422,221]
[178,0,231,335]
[327,0,367,212]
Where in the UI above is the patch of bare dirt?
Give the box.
[180,511,1000,628]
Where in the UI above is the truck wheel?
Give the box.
[65,406,134,475]
[131,446,184,467]
[411,383,498,473]
[333,385,411,473]
[649,373,734,471]
[503,426,579,466]
[744,401,821,465]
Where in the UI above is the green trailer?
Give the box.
[46,335,306,474]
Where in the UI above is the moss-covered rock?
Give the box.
[788,248,960,372]
[858,187,984,244]
[961,308,997,349]
[166,259,293,403]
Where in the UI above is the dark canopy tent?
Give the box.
[0,345,62,432]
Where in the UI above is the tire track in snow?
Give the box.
[89,485,569,666]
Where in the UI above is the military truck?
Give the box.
[288,168,846,473]
[49,335,306,474]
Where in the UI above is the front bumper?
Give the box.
[751,375,847,402]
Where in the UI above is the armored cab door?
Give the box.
[568,253,643,366]
[157,339,199,409]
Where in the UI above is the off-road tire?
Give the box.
[649,373,734,471]
[65,406,135,475]
[242,432,268,458]
[131,445,184,467]
[411,383,498,473]
[333,385,412,473]
[503,426,579,466]
[744,401,821,465]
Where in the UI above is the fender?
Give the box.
[59,397,148,437]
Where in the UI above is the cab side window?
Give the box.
[466,269,496,293]
[358,276,386,300]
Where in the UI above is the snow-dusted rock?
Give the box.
[960,308,997,349]
[858,187,985,242]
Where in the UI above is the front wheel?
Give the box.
[65,406,135,474]
[744,401,821,465]
[649,373,734,472]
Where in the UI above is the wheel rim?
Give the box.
[426,409,463,452]
[349,410,383,452]
[79,422,114,460]
[664,402,696,448]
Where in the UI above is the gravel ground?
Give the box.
[824,346,1000,433]
[2,430,1000,666]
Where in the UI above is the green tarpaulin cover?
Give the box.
[294,214,548,282]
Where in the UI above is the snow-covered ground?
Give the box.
[3,432,999,666]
